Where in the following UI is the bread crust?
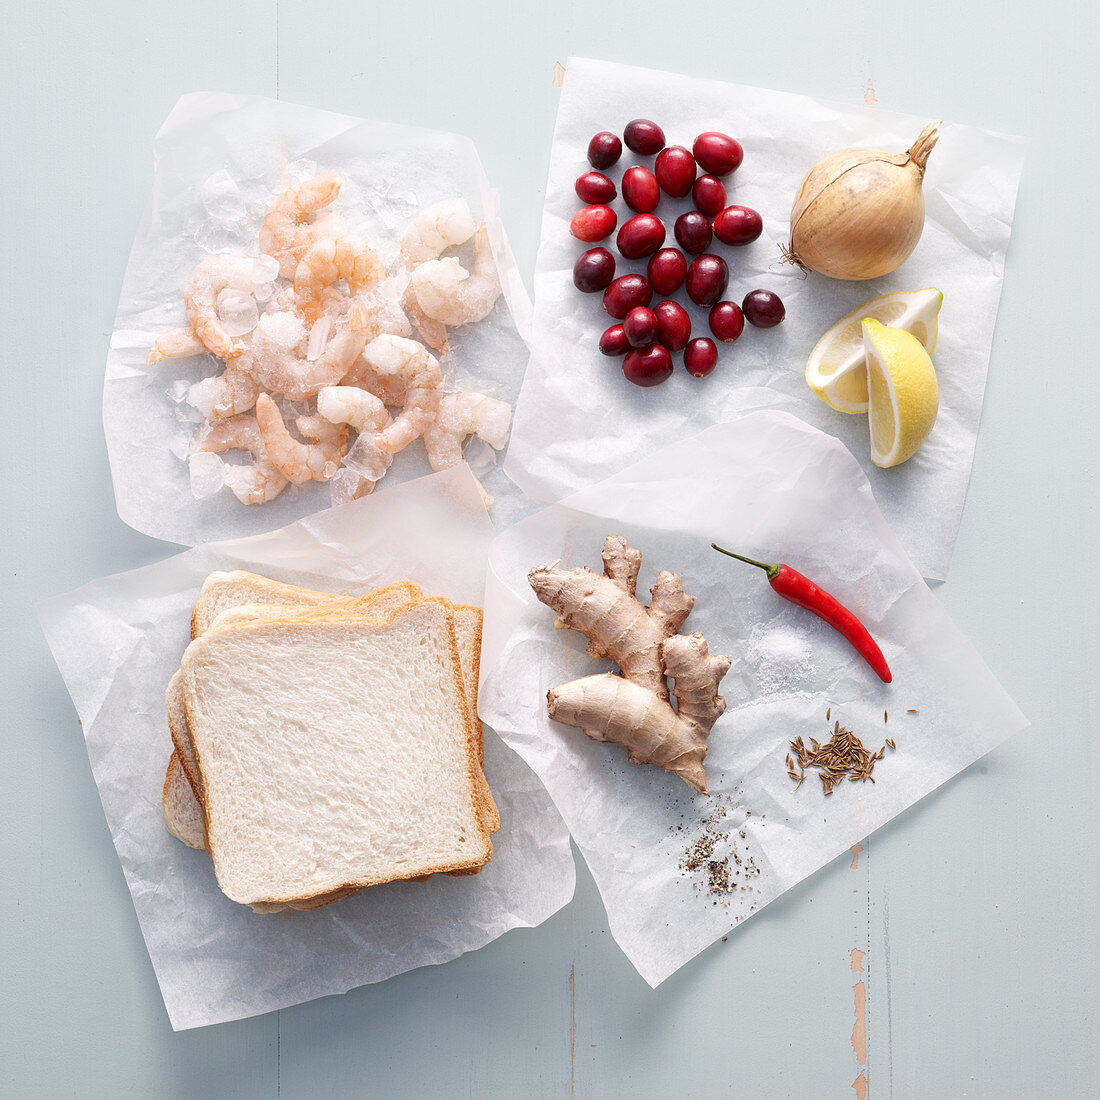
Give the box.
[162,751,205,849]
[190,572,424,639]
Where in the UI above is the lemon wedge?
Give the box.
[806,288,943,413]
[862,319,939,468]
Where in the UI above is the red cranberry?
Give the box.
[603,274,653,319]
[654,146,697,198]
[684,337,719,378]
[575,171,617,205]
[654,300,691,352]
[742,289,786,328]
[709,301,745,343]
[685,254,729,307]
[713,205,763,246]
[587,131,623,170]
[692,131,744,176]
[616,214,666,259]
[570,204,617,243]
[674,210,713,255]
[623,119,665,155]
[572,248,616,293]
[599,324,630,356]
[646,248,687,295]
[692,175,727,216]
[623,306,659,348]
[623,344,673,387]
[621,166,661,213]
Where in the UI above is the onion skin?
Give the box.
[788,122,940,280]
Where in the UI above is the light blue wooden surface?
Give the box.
[4,1,1097,1096]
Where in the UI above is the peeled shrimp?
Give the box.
[408,224,501,327]
[402,289,448,353]
[293,236,385,324]
[422,393,512,472]
[244,299,378,402]
[255,394,349,484]
[316,386,390,434]
[147,327,206,366]
[398,198,476,267]
[259,171,343,279]
[187,363,261,421]
[341,355,408,407]
[355,334,442,455]
[183,254,259,360]
[192,414,289,505]
[317,387,394,490]
[398,198,477,352]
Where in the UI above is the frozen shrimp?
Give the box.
[316,385,393,488]
[422,393,512,472]
[245,299,378,402]
[402,288,449,353]
[398,198,476,267]
[147,327,206,366]
[192,414,289,505]
[187,363,261,421]
[398,198,477,352]
[259,171,343,279]
[316,386,390,434]
[341,355,408,407]
[293,236,385,324]
[255,394,349,484]
[357,334,443,455]
[224,463,288,505]
[316,386,393,493]
[408,224,501,327]
[183,254,260,360]
[359,276,413,339]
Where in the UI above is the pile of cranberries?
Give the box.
[570,120,785,387]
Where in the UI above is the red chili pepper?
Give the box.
[711,544,892,684]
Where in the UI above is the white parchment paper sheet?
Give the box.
[39,465,574,1030]
[504,57,1026,580]
[483,412,1028,987]
[106,93,533,546]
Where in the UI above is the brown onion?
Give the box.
[787,121,940,280]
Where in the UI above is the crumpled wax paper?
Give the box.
[38,465,574,1030]
[106,92,533,546]
[504,56,1027,580]
[482,412,1028,987]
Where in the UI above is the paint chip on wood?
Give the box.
[852,980,867,1066]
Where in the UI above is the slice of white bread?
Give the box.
[180,600,492,906]
[189,573,423,639]
[177,572,497,832]
[164,746,362,913]
[202,599,498,836]
[162,751,205,849]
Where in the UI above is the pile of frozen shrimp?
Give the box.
[148,170,510,506]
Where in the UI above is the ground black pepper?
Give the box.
[676,795,761,909]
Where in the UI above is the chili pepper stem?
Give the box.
[710,543,782,581]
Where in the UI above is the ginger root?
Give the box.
[530,536,730,794]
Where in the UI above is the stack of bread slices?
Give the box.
[162,571,497,912]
